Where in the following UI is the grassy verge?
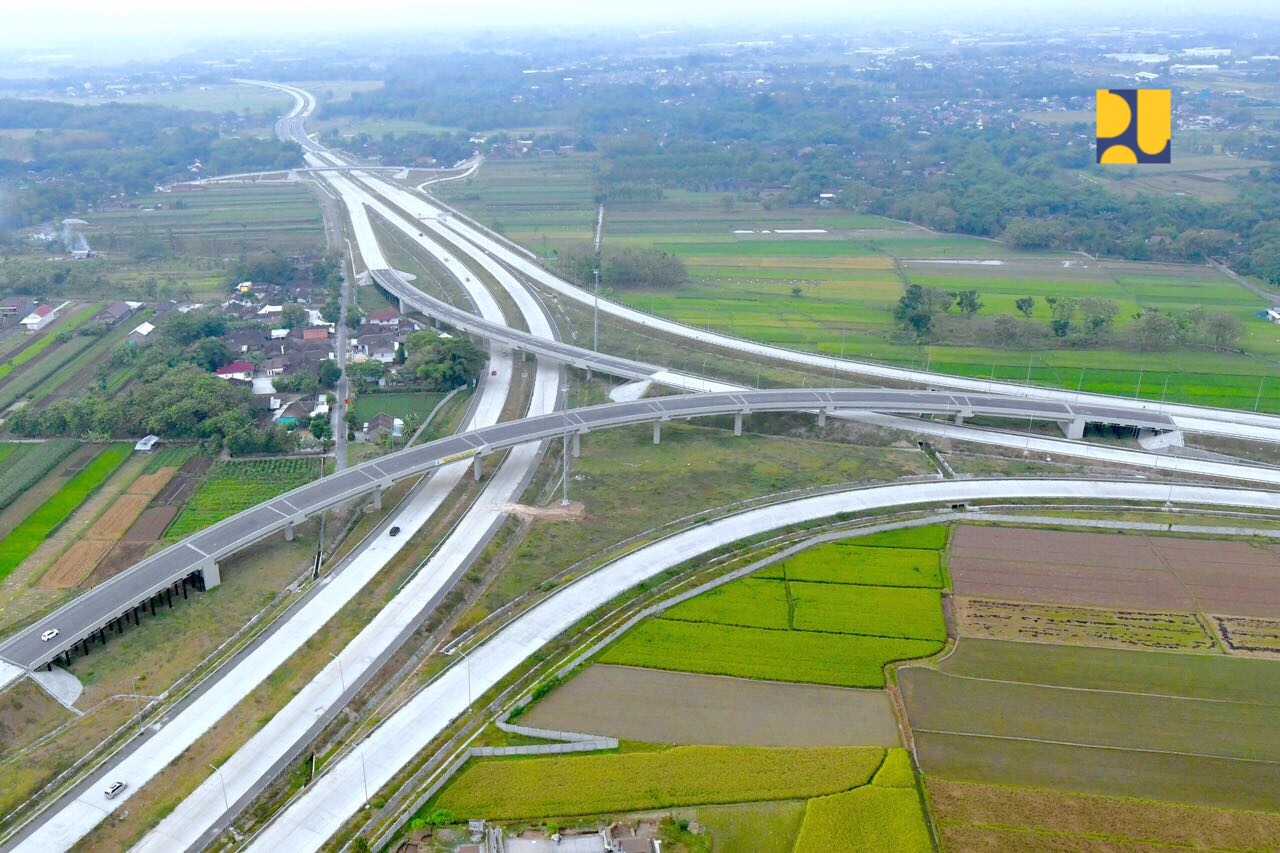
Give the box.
[0,443,132,580]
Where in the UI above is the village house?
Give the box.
[214,360,255,381]
[20,303,58,332]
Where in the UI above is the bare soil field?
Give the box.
[41,540,117,588]
[123,506,178,542]
[950,526,1280,617]
[521,664,900,746]
[89,542,150,585]
[954,596,1217,652]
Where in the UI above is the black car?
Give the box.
[389,526,401,536]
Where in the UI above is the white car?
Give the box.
[104,781,126,800]
[41,629,59,642]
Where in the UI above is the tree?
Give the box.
[1049,296,1077,338]
[1015,296,1036,318]
[790,286,803,298]
[188,337,231,372]
[1078,297,1119,335]
[955,289,983,315]
[280,303,308,330]
[1131,310,1179,350]
[405,334,485,390]
[309,413,331,440]
[317,358,341,389]
[1203,311,1244,350]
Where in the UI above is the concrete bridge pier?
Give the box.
[473,454,483,481]
[572,431,581,458]
[734,412,744,436]
[1062,416,1087,439]
[201,559,222,590]
[372,486,383,511]
[817,409,828,427]
[956,408,974,426]
[653,421,662,445]
[284,523,295,542]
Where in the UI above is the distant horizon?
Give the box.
[1,0,1278,56]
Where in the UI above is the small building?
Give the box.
[21,304,56,332]
[97,301,134,326]
[262,356,286,376]
[127,321,156,345]
[134,434,160,453]
[363,412,404,441]
[236,281,253,294]
[0,296,33,322]
[302,327,329,342]
[214,360,255,381]
[365,308,401,327]
[225,328,268,353]
[1266,308,1280,324]
[270,328,290,340]
[276,399,310,426]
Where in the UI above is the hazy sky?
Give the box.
[2,0,1277,52]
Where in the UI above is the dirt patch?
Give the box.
[89,541,152,585]
[127,467,178,497]
[521,664,899,747]
[41,540,117,588]
[950,526,1280,618]
[87,494,152,540]
[123,506,177,542]
[178,456,211,476]
[502,501,586,521]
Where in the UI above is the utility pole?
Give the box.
[328,652,346,694]
[131,675,142,731]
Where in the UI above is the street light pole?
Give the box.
[461,647,472,707]
[360,751,370,804]
[592,267,600,352]
[209,764,229,810]
[131,675,142,730]
[328,652,346,694]
[561,383,571,506]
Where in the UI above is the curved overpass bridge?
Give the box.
[0,387,1175,671]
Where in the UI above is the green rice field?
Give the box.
[166,457,325,538]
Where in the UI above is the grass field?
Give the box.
[91,184,325,264]
[166,457,325,538]
[0,443,132,581]
[854,525,949,550]
[903,639,1280,810]
[348,391,445,424]
[929,778,1280,851]
[437,155,1280,413]
[791,583,947,641]
[433,745,885,820]
[664,577,791,629]
[794,786,931,852]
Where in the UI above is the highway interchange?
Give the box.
[5,80,1280,851]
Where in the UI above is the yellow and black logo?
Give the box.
[1096,89,1171,164]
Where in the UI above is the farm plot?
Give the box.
[0,440,81,516]
[954,597,1217,652]
[901,639,1280,810]
[521,665,899,747]
[433,745,885,820]
[348,391,445,424]
[1215,615,1280,655]
[663,577,790,629]
[41,463,178,588]
[0,443,132,581]
[778,544,943,588]
[949,525,1280,617]
[166,457,323,539]
[794,758,930,853]
[600,620,941,688]
[0,303,98,382]
[928,778,1280,852]
[790,583,946,641]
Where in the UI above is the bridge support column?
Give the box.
[202,559,222,590]
[1061,417,1086,440]
[473,455,483,481]
[284,523,295,542]
[734,413,743,436]
[372,487,383,511]
[572,432,581,458]
[817,410,828,427]
[653,421,662,445]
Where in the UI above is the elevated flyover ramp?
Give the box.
[0,387,1174,672]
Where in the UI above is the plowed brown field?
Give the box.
[950,526,1280,618]
[41,540,116,588]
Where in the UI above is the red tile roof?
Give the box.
[215,360,255,375]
